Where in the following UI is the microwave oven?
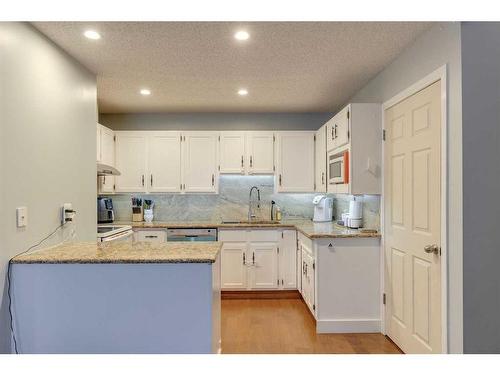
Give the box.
[328,150,349,185]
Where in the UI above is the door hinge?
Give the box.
[277,247,279,254]
[383,129,386,141]
[273,134,275,142]
[113,135,116,142]
[314,135,316,141]
[347,110,350,120]
[281,232,284,239]
[312,262,315,271]
[218,135,220,141]
[383,293,386,305]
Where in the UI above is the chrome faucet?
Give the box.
[248,186,261,221]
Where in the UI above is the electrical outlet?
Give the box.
[16,207,28,227]
[61,203,76,225]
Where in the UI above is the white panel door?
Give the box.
[315,125,327,192]
[114,132,148,193]
[279,230,297,289]
[384,80,442,354]
[148,132,182,192]
[219,132,245,174]
[276,132,315,192]
[99,125,115,193]
[247,132,275,174]
[249,242,278,289]
[221,242,248,289]
[182,132,218,193]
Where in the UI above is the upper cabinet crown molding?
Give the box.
[326,103,382,195]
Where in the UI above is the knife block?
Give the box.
[132,206,143,222]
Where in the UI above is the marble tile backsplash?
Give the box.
[108,175,380,229]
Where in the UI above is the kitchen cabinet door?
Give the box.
[114,132,148,193]
[221,242,248,289]
[279,230,297,289]
[182,132,218,193]
[315,125,327,193]
[96,124,101,162]
[327,105,350,151]
[276,132,315,192]
[247,132,275,174]
[148,132,182,192]
[99,125,115,193]
[134,230,166,243]
[249,242,279,289]
[219,132,245,174]
[302,245,316,316]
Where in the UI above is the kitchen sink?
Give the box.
[221,220,281,225]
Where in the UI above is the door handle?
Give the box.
[424,244,440,255]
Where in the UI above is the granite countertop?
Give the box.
[11,241,222,264]
[113,220,380,239]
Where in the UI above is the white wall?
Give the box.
[349,22,463,353]
[0,22,97,353]
[99,112,332,131]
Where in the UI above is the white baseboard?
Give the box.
[316,319,381,333]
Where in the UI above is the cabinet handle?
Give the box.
[252,252,255,265]
[145,235,158,238]
[142,175,144,186]
[279,174,282,186]
[180,183,182,190]
[303,261,306,275]
[243,253,246,265]
[331,127,334,140]
[241,155,244,168]
[212,174,215,186]
[250,155,253,167]
[150,174,153,187]
[321,172,325,185]
[103,176,106,184]
[334,124,337,139]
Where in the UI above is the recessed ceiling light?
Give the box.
[140,89,151,96]
[234,31,250,41]
[83,30,101,40]
[238,89,248,96]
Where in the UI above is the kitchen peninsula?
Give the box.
[10,241,221,354]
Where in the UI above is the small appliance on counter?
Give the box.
[97,197,114,224]
[313,195,333,222]
[345,197,363,228]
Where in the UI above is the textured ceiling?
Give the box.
[33,22,432,113]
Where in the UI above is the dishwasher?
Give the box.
[166,228,218,242]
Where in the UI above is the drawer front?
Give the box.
[249,230,278,242]
[218,230,247,242]
[134,230,166,243]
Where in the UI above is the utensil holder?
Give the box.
[132,206,143,222]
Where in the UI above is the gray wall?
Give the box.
[461,22,500,353]
[99,112,332,131]
[0,22,97,353]
[350,22,464,353]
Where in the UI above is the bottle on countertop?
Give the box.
[276,206,282,222]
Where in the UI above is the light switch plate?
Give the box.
[16,207,28,227]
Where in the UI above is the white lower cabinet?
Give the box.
[219,229,296,291]
[299,234,316,317]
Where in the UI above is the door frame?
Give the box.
[381,65,448,353]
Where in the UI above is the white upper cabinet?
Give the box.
[246,131,275,174]
[182,132,219,193]
[327,105,350,152]
[326,103,382,195]
[148,132,182,193]
[219,132,246,174]
[315,125,327,193]
[275,131,315,193]
[99,125,115,193]
[115,132,148,193]
[96,124,102,162]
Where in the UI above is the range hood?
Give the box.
[97,163,121,176]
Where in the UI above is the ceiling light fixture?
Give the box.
[140,89,151,96]
[83,30,101,40]
[234,31,250,41]
[238,89,248,96]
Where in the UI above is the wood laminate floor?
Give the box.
[221,298,403,354]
